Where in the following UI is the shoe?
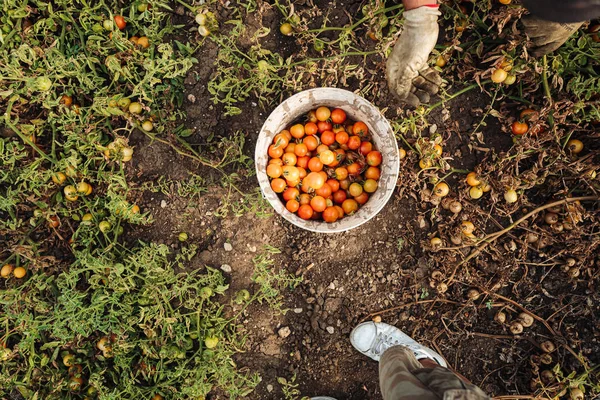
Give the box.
[350,321,447,367]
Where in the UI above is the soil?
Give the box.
[123,1,600,399]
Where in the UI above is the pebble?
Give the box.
[224,242,233,252]
[247,244,257,252]
[160,200,167,208]
[293,308,303,314]
[267,384,273,393]
[326,326,335,334]
[278,326,291,338]
[221,264,232,273]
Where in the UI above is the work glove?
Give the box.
[386,6,442,108]
[522,16,583,57]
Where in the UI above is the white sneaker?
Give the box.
[350,321,447,367]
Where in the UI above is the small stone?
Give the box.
[293,308,303,314]
[224,242,233,252]
[326,326,335,334]
[267,384,273,393]
[247,244,257,252]
[187,94,196,103]
[278,326,291,338]
[328,282,336,290]
[160,200,167,208]
[221,264,232,273]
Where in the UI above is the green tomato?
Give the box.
[257,60,270,72]
[92,23,103,33]
[36,77,52,91]
[178,232,188,242]
[103,19,113,31]
[504,74,516,85]
[99,221,111,232]
[279,23,293,36]
[379,14,389,28]
[314,39,325,52]
[128,102,143,114]
[118,97,131,109]
[141,120,153,132]
[234,289,251,304]
[204,336,219,349]
[138,3,148,12]
[199,287,213,299]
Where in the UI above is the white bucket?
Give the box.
[255,88,399,233]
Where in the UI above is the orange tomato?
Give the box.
[331,108,347,124]
[326,179,340,192]
[305,122,318,135]
[319,150,335,166]
[267,164,283,178]
[366,151,382,166]
[342,199,358,215]
[303,136,318,151]
[268,145,283,158]
[298,204,314,220]
[282,152,297,166]
[269,158,283,166]
[349,183,363,197]
[299,193,311,205]
[271,178,287,193]
[335,205,345,219]
[310,196,327,212]
[347,162,361,175]
[339,179,351,190]
[511,121,528,135]
[347,136,361,150]
[296,156,310,169]
[335,131,349,145]
[281,130,292,140]
[354,192,369,205]
[316,106,331,122]
[365,166,381,180]
[520,109,538,120]
[286,199,300,213]
[360,141,373,156]
[297,167,307,179]
[316,144,329,154]
[294,143,308,157]
[321,131,335,145]
[353,121,369,136]
[317,121,332,133]
[307,110,318,123]
[285,142,296,153]
[323,206,339,223]
[335,167,348,180]
[283,187,300,201]
[282,166,300,181]
[308,157,323,172]
[304,172,325,190]
[290,124,305,139]
[114,15,126,30]
[315,183,332,198]
[273,133,289,149]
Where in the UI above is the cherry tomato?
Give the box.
[316,144,329,154]
[282,152,297,166]
[269,158,283,166]
[331,108,347,124]
[285,143,296,154]
[297,167,307,179]
[268,145,283,159]
[347,136,361,150]
[61,95,73,107]
[326,179,340,192]
[342,199,359,215]
[137,36,150,48]
[335,167,348,180]
[520,109,538,120]
[286,199,300,213]
[323,206,339,222]
[280,23,293,36]
[310,196,327,212]
[319,150,335,166]
[365,166,380,180]
[273,133,290,149]
[349,183,363,197]
[316,106,331,122]
[283,187,300,201]
[281,130,292,140]
[308,157,324,172]
[491,68,507,83]
[354,192,369,205]
[335,205,345,219]
[114,15,126,30]
[304,172,325,190]
[282,166,300,181]
[298,204,314,220]
[366,151,382,166]
[364,179,378,193]
[297,156,310,169]
[304,122,318,136]
[353,121,369,136]
[307,110,318,123]
[321,130,335,146]
[339,179,351,190]
[511,121,529,135]
[303,136,318,151]
[360,141,373,156]
[290,124,305,139]
[333,190,347,204]
[347,162,361,175]
[293,143,307,157]
[567,139,583,154]
[317,121,332,133]
[271,178,287,193]
[316,183,332,198]
[48,215,60,228]
[299,193,311,205]
[335,131,349,145]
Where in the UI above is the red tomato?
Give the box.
[335,131,349,145]
[366,151,382,166]
[298,204,314,220]
[342,199,358,215]
[308,157,323,172]
[331,108,347,124]
[364,166,380,180]
[114,15,126,30]
[286,199,300,213]
[299,193,311,205]
[290,124,305,138]
[305,122,318,135]
[315,183,332,198]
[317,121,332,133]
[323,206,339,223]
[326,179,340,192]
[333,190,347,204]
[303,136,318,151]
[296,156,310,169]
[311,211,322,220]
[354,192,369,205]
[283,187,300,201]
[321,131,335,146]
[353,121,369,136]
[310,196,327,212]
[294,143,308,157]
[335,205,345,219]
[347,162,361,175]
[347,136,361,150]
[511,121,529,135]
[360,141,373,156]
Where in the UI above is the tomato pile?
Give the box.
[265,106,383,223]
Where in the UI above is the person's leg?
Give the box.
[379,346,439,400]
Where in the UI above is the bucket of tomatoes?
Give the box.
[256,88,399,233]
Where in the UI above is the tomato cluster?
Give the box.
[266,106,383,223]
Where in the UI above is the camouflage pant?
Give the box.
[379,346,490,400]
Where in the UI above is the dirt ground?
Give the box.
[123,2,600,399]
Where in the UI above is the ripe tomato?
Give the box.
[334,167,348,180]
[315,183,332,198]
[304,172,325,190]
[282,166,300,181]
[349,183,363,197]
[285,143,296,154]
[307,110,318,123]
[48,215,60,228]
[321,131,335,146]
[303,136,318,151]
[347,136,361,150]
[286,199,300,213]
[281,130,292,140]
[315,144,328,154]
[319,150,335,166]
[335,205,345,219]
[308,157,323,172]
[290,124,305,139]
[283,187,300,201]
[298,205,314,220]
[466,172,480,187]
[318,171,328,183]
[335,131,349,145]
[304,122,318,135]
[333,190,347,204]
[491,68,507,83]
[317,121,332,133]
[297,167,307,179]
[282,152,297,166]
[61,95,73,107]
[268,145,283,158]
[310,196,327,212]
[311,211,322,220]
[323,206,339,222]
[137,36,150,48]
[296,156,310,169]
[331,108,347,124]
[366,151,382,166]
[333,125,345,134]
[360,141,373,156]
[269,158,283,166]
[347,162,361,175]
[114,15,126,30]
[294,143,308,157]
[342,199,359,215]
[365,166,380,180]
[326,179,340,192]
[511,121,528,135]
[273,133,289,149]
[339,179,351,190]
[363,179,378,193]
[520,109,538,120]
[353,121,369,136]
[334,148,346,163]
[271,178,286,193]
[299,193,311,205]
[316,106,331,121]
[354,192,369,205]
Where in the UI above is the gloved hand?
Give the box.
[522,16,583,57]
[386,6,442,107]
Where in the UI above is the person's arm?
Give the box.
[522,0,600,23]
